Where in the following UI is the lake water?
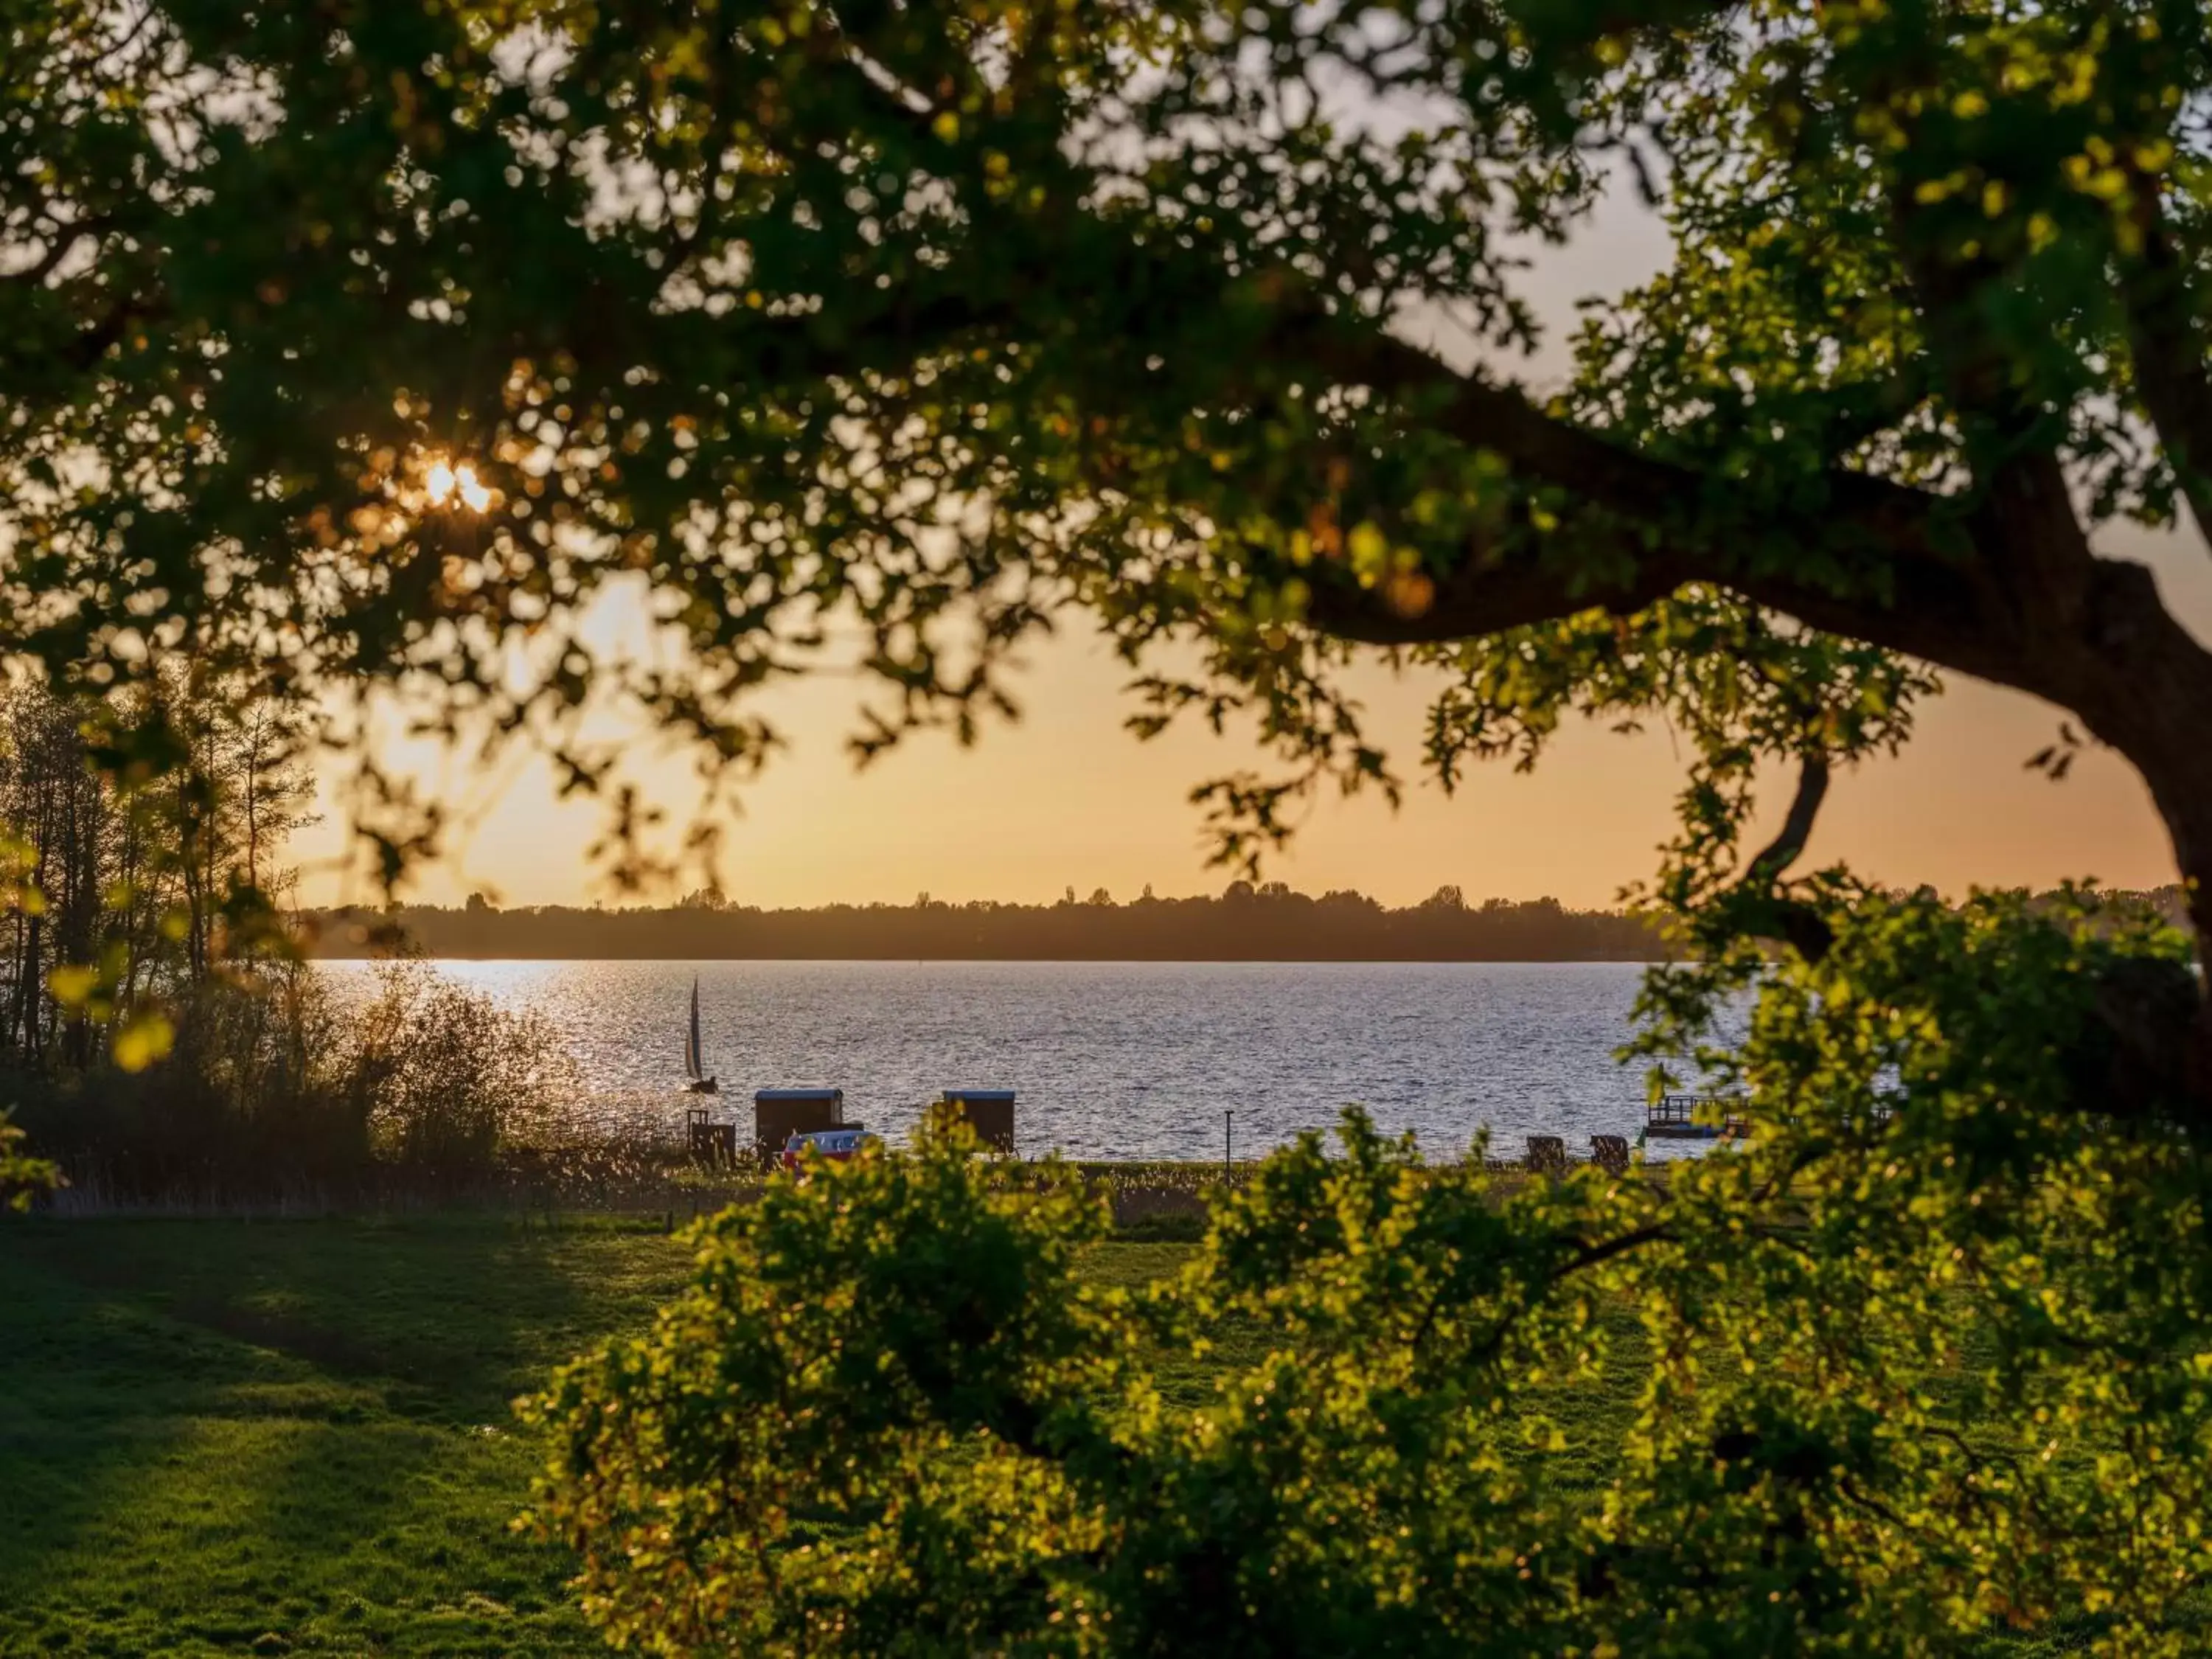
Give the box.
[319,959,1727,1162]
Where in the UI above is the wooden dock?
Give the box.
[1645,1093,1749,1140]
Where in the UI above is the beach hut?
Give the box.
[754,1088,844,1161]
[939,1089,1016,1154]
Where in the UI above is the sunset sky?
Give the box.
[290,194,2212,914]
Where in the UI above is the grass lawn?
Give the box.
[0,1215,699,1658]
[0,1216,1229,1658]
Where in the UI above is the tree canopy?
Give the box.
[13,0,2212,1647]
[6,2,2207,954]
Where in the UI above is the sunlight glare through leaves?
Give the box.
[423,458,492,513]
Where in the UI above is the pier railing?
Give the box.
[1648,1094,1752,1136]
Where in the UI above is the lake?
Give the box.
[320,959,1731,1162]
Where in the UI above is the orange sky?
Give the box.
[288,198,2212,913]
[288,518,2211,912]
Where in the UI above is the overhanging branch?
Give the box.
[1271,313,2119,709]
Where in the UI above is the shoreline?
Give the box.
[307,953,1676,965]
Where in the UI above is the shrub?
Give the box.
[7,961,368,1192]
[525,896,2212,1655]
[10,959,574,1198]
[0,1110,56,1211]
[347,962,570,1183]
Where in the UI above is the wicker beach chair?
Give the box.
[1524,1135,1568,1175]
[1590,1134,1631,1174]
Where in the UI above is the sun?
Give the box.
[423,457,493,513]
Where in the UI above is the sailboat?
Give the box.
[684,976,719,1094]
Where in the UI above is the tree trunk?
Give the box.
[2008,546,2212,1107]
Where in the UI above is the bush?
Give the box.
[0,1110,56,1210]
[8,961,366,1192]
[525,890,2212,1656]
[347,962,568,1183]
[526,1114,1724,1655]
[10,959,574,1199]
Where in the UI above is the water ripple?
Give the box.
[320,959,1730,1162]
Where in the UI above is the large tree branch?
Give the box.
[1287,319,2033,692]
[1872,91,2109,622]
[1745,754,1830,888]
[1278,310,2212,1103]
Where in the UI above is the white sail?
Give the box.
[686,977,703,1079]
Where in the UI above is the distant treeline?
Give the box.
[301,880,2197,964]
[302,883,1674,962]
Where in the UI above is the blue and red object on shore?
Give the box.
[779,1127,880,1172]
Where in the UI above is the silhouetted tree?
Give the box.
[0,675,313,1071]
[305,888,1670,963]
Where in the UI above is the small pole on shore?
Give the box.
[1224,1110,1233,1176]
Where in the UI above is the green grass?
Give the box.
[0,1216,1260,1658]
[0,1215,696,1658]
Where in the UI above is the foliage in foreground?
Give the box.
[527,893,2212,1657]
[0,1108,56,1209]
